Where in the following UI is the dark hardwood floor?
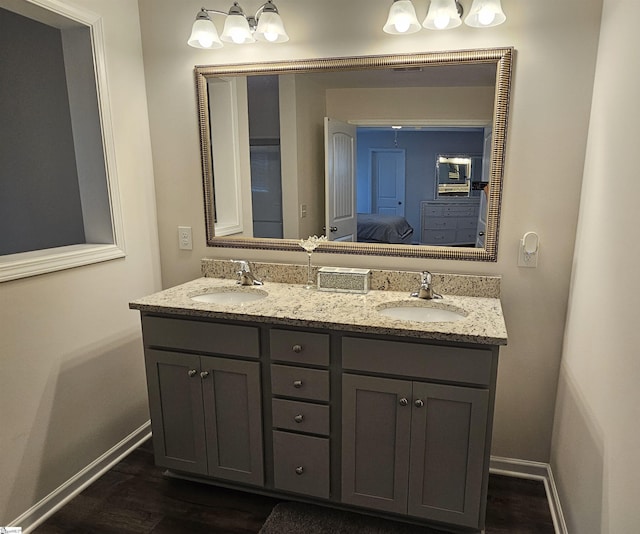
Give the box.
[34,440,555,534]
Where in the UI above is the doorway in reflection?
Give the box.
[354,127,486,246]
[247,75,283,238]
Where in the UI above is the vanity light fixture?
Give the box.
[423,0,463,30]
[383,0,505,34]
[188,0,288,49]
[464,0,506,28]
[383,0,422,35]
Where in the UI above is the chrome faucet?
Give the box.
[233,260,263,286]
[411,271,442,300]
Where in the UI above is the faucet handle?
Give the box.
[231,259,263,285]
[421,271,433,284]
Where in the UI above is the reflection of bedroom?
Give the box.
[355,127,485,246]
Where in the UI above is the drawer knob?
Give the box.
[295,466,304,475]
[399,397,408,406]
[414,399,425,408]
[292,344,303,353]
[200,371,210,379]
[293,380,303,389]
[294,414,304,423]
[188,369,198,378]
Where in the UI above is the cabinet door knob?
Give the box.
[294,414,304,423]
[414,399,424,408]
[200,371,210,379]
[293,380,303,388]
[292,344,303,353]
[399,397,408,406]
[188,369,198,377]
[295,466,304,475]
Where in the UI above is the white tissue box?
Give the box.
[317,267,370,294]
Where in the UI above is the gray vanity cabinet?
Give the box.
[137,312,500,533]
[341,374,412,514]
[341,375,488,527]
[142,315,264,487]
[144,349,208,475]
[341,336,495,530]
[407,381,488,527]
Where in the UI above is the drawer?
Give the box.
[272,398,330,436]
[421,229,456,244]
[270,329,330,366]
[273,431,330,499]
[271,364,330,401]
[342,337,494,386]
[423,217,456,230]
[142,316,259,358]
[423,205,444,216]
[444,205,478,217]
[457,216,479,230]
[456,228,478,243]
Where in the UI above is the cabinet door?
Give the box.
[201,357,264,486]
[144,349,208,475]
[341,374,412,513]
[408,382,489,528]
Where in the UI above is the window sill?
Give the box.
[0,243,125,283]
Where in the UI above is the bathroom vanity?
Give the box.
[130,272,507,533]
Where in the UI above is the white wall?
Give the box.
[550,0,640,531]
[0,0,160,524]
[139,0,603,463]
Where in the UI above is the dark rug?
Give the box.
[259,502,448,534]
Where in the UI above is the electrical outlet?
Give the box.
[300,204,307,218]
[178,226,192,250]
[517,232,539,268]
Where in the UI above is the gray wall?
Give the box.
[0,7,85,255]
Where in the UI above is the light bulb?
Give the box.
[478,7,496,26]
[198,34,214,47]
[230,30,245,44]
[394,17,411,33]
[434,13,450,29]
[264,31,278,42]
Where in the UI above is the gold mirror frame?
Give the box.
[195,47,512,261]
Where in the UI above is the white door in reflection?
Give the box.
[324,117,357,242]
[371,149,406,216]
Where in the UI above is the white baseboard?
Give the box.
[490,455,567,534]
[10,421,152,534]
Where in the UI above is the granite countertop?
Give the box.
[130,277,507,346]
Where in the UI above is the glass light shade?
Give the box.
[464,0,506,28]
[255,11,288,42]
[188,16,223,49]
[221,14,256,43]
[423,0,462,30]
[383,0,421,35]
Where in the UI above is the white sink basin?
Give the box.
[190,288,268,305]
[377,302,466,323]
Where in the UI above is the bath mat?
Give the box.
[259,501,448,534]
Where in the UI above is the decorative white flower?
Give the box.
[299,235,327,253]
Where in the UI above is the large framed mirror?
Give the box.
[195,47,512,261]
